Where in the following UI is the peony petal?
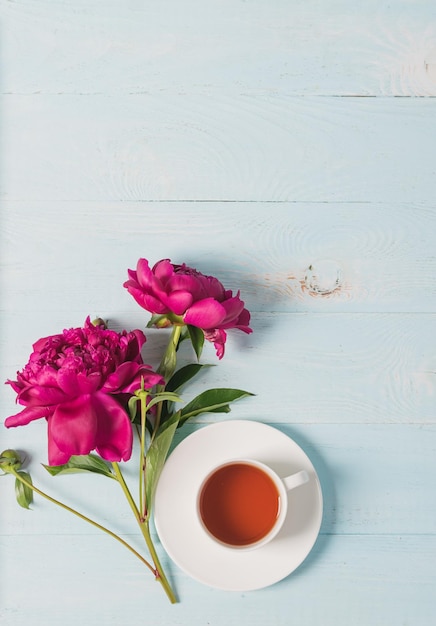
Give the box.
[126,268,138,282]
[203,276,226,301]
[56,369,101,396]
[214,338,226,359]
[47,421,73,465]
[5,405,51,427]
[233,308,253,332]
[135,258,154,289]
[32,334,61,353]
[219,296,245,324]
[163,290,194,315]
[143,294,172,314]
[49,395,98,459]
[183,298,226,329]
[6,379,24,394]
[167,274,203,297]
[104,362,164,394]
[204,329,227,359]
[124,284,169,314]
[35,367,59,388]
[92,393,133,462]
[104,362,138,391]
[220,306,252,332]
[123,278,139,292]
[56,368,81,396]
[76,372,102,394]
[17,385,69,406]
[153,259,174,285]
[123,329,146,362]
[136,367,165,391]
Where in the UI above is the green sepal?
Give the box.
[146,314,171,329]
[187,325,204,360]
[145,411,182,515]
[179,388,254,427]
[43,454,115,479]
[15,471,33,509]
[166,363,213,393]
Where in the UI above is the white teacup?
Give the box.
[196,458,309,550]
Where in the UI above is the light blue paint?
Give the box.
[1,1,436,624]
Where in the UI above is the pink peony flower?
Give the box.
[4,317,164,465]
[124,258,252,358]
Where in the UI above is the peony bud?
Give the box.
[91,317,107,328]
[0,449,23,472]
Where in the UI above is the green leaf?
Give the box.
[160,364,207,423]
[187,325,204,360]
[43,454,115,479]
[166,363,213,393]
[179,388,254,426]
[157,339,177,381]
[146,392,183,411]
[128,395,139,421]
[15,471,33,509]
[145,411,181,514]
[206,405,232,414]
[177,325,190,347]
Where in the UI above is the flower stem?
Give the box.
[112,462,177,604]
[112,461,140,520]
[154,324,182,437]
[139,390,147,519]
[157,324,182,385]
[109,324,183,604]
[11,468,156,576]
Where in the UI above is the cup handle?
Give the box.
[282,470,309,492]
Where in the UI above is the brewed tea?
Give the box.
[199,462,281,546]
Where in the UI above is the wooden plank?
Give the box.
[1,424,435,538]
[2,0,436,96]
[2,203,435,313]
[1,311,436,425]
[2,96,436,202]
[1,533,435,626]
[1,1,435,625]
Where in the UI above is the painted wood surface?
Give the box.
[2,0,436,97]
[3,96,436,202]
[2,205,436,314]
[1,1,435,625]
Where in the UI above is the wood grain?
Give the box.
[2,423,435,624]
[2,0,436,97]
[1,534,435,626]
[2,96,436,202]
[1,204,435,314]
[2,312,435,426]
[1,0,435,623]
[2,424,435,538]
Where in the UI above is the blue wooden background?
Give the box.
[1,1,436,624]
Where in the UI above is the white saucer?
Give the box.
[153,420,323,591]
